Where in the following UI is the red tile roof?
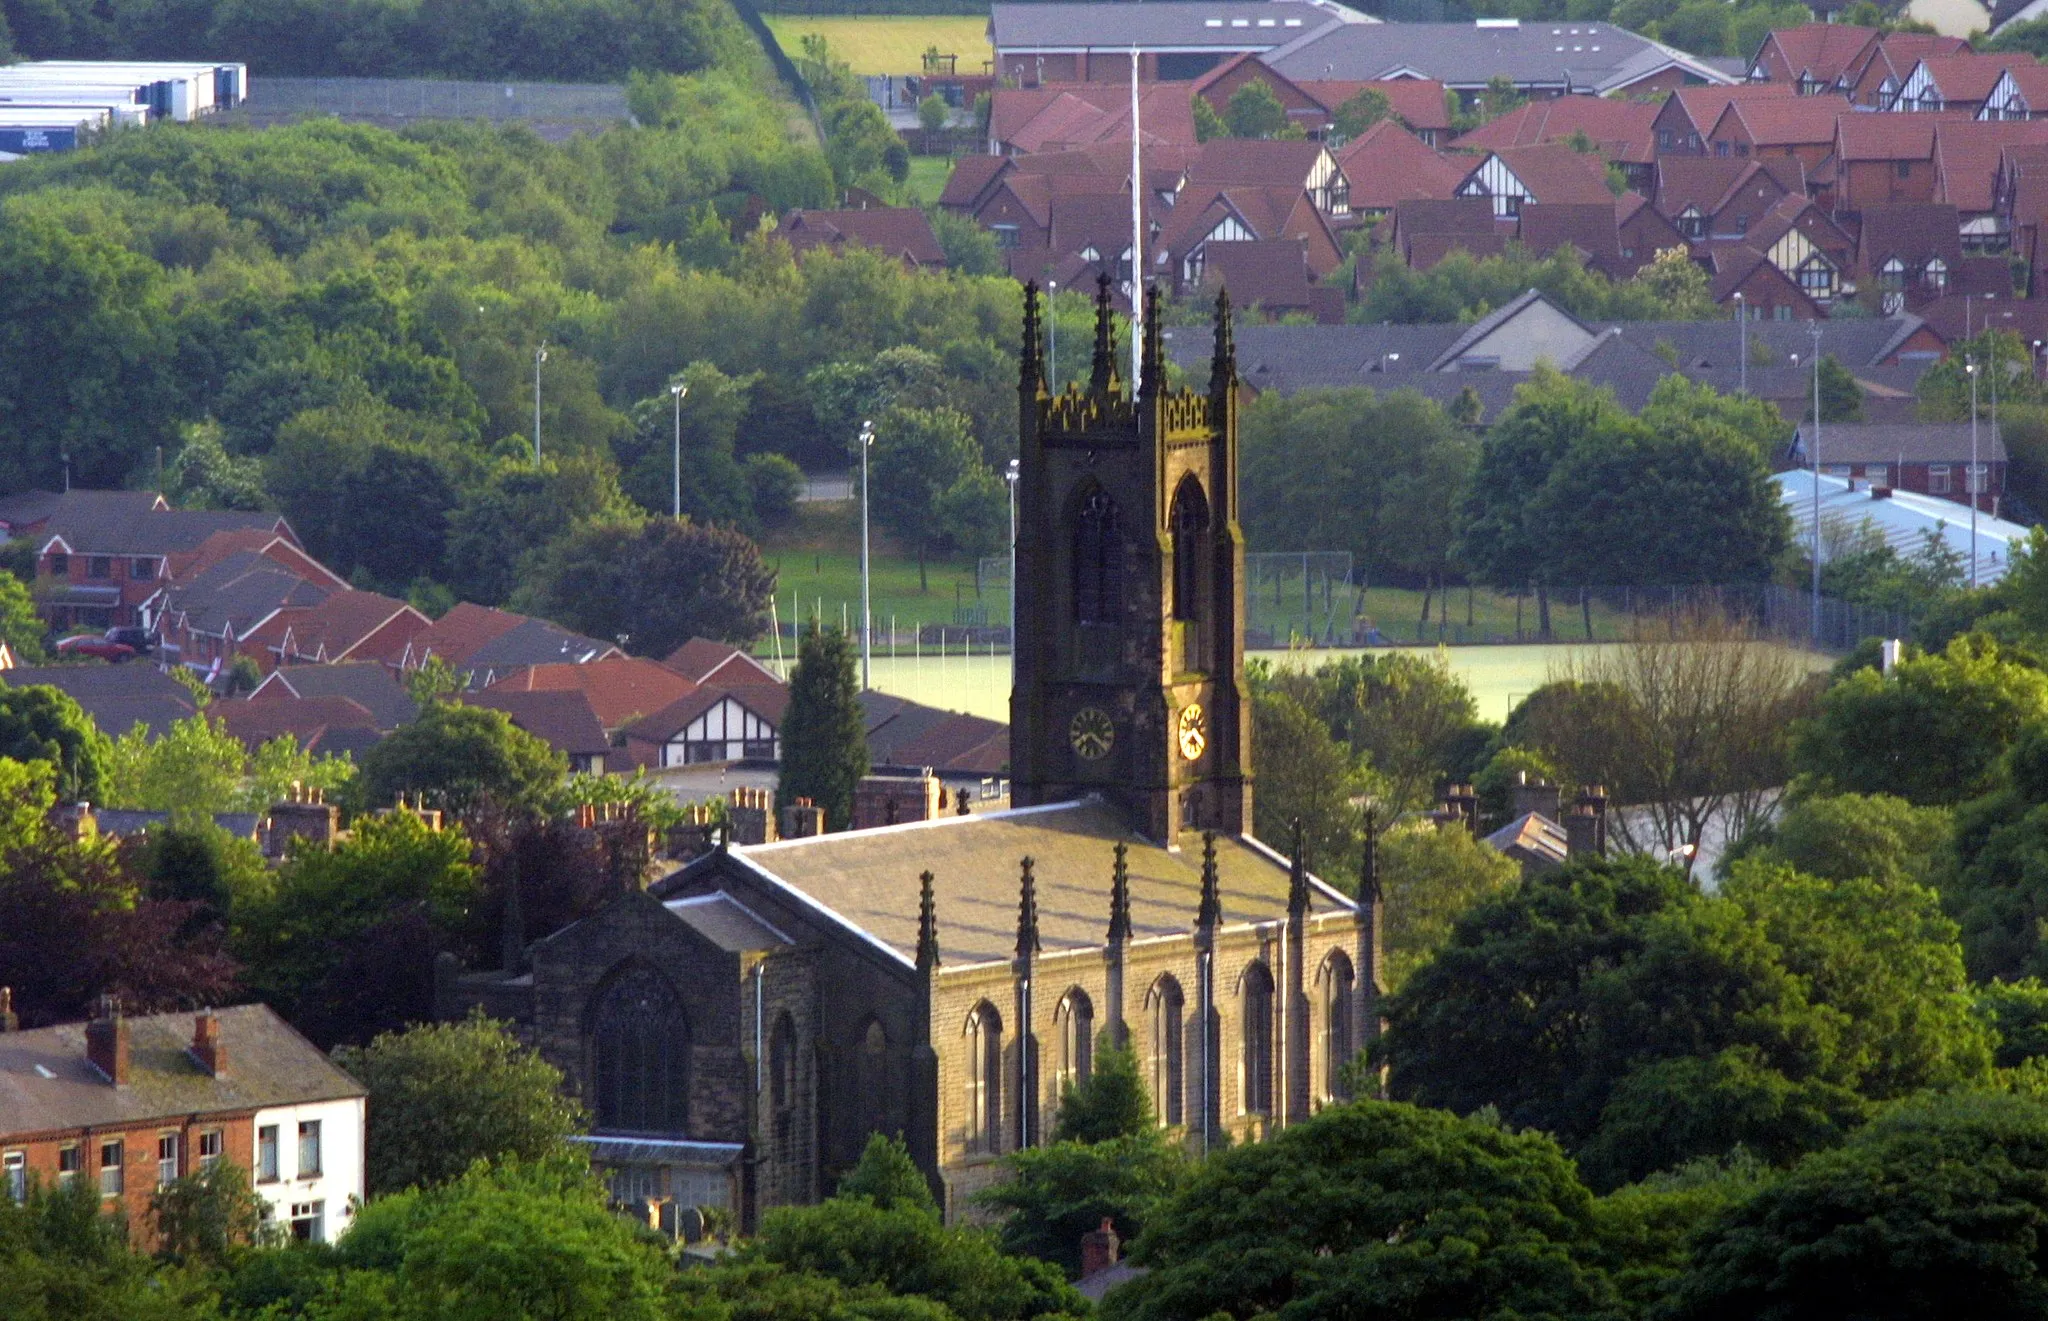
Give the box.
[458,688,612,759]
[1334,119,1466,210]
[404,602,525,668]
[245,589,426,665]
[485,656,698,731]
[1451,94,1658,164]
[939,154,1008,210]
[1935,119,2048,213]
[1188,138,1329,188]
[213,695,379,754]
[780,208,947,268]
[1482,144,1616,205]
[1713,94,1851,147]
[623,682,791,744]
[1759,23,1881,85]
[1914,53,2034,106]
[663,637,779,685]
[1664,81,1797,138]
[1835,110,1958,161]
[1292,77,1452,132]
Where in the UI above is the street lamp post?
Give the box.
[1046,280,1057,391]
[533,343,548,464]
[1735,292,1746,395]
[1969,357,1981,587]
[858,419,876,690]
[670,383,688,520]
[1004,458,1020,662]
[1795,321,1823,645]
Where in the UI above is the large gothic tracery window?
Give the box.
[588,966,691,1134]
[1240,961,1275,1117]
[965,1002,1003,1154]
[1147,976,1185,1126]
[1073,489,1123,625]
[1171,479,1209,623]
[1054,989,1094,1094]
[1320,952,1356,1103]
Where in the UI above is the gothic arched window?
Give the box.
[1320,952,1356,1103]
[587,966,690,1134]
[1054,989,1094,1094]
[1171,478,1210,623]
[965,1002,1003,1154]
[1240,961,1275,1117]
[1146,976,1184,1126]
[1073,489,1123,625]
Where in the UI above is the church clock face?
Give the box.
[1177,703,1207,761]
[1069,707,1116,761]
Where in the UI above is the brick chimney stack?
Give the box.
[267,783,340,858]
[0,986,16,1032]
[1079,1218,1120,1278]
[192,1010,226,1078]
[86,996,129,1086]
[779,798,826,840]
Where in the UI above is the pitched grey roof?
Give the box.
[1596,315,1930,369]
[0,664,199,740]
[93,809,263,838]
[1789,421,2007,465]
[162,550,327,639]
[462,617,615,677]
[256,662,418,731]
[1265,18,1731,93]
[6,490,289,556]
[0,1004,362,1136]
[990,0,1366,52]
[1425,288,1589,371]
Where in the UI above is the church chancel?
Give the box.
[441,280,1385,1225]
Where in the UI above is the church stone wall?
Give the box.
[753,948,821,1211]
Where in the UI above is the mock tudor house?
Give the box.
[439,281,1381,1227]
[0,1000,366,1247]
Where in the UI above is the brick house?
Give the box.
[0,1001,365,1248]
[1979,63,2048,120]
[439,286,1380,1228]
[1455,143,1615,218]
[1786,420,2007,511]
[620,683,789,769]
[1652,83,1797,156]
[0,490,293,634]
[1891,54,2023,115]
[1832,111,1956,215]
[1747,23,1882,93]
[1452,94,1660,193]
[1332,119,1467,218]
[1705,94,1849,172]
[1843,32,1973,109]
[1858,201,1968,312]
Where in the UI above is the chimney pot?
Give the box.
[192,1010,226,1078]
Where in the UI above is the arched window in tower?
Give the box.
[587,966,691,1134]
[1072,489,1123,625]
[1170,478,1210,623]
[1319,951,1356,1104]
[1054,989,1094,1094]
[964,1002,1003,1154]
[1146,975,1185,1126]
[769,1012,798,1114]
[1240,961,1275,1117]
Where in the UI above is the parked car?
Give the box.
[55,633,137,662]
[105,626,155,654]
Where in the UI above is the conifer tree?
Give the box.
[777,625,869,831]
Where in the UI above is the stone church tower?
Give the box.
[1010,277,1252,842]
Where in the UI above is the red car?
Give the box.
[55,633,138,662]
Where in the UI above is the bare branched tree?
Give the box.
[1536,607,1819,874]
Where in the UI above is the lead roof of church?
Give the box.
[731,798,1356,969]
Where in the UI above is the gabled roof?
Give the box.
[1188,137,1332,188]
[458,688,612,759]
[1200,239,1332,314]
[0,664,199,740]
[213,695,381,755]
[403,603,616,674]
[1754,23,1880,86]
[160,550,329,641]
[1935,118,2048,212]
[249,661,418,731]
[1333,119,1466,210]
[1857,201,1964,266]
[1834,109,1956,161]
[1710,93,1850,147]
[990,0,1364,54]
[1291,76,1452,131]
[1517,202,1622,272]
[781,208,947,268]
[1989,62,2048,112]
[723,796,1353,968]
[1426,287,1594,370]
[624,682,792,745]
[176,529,344,589]
[663,637,780,686]
[1654,156,1804,222]
[1451,93,1658,163]
[939,154,1009,210]
[1788,419,2008,464]
[1911,53,2029,106]
[1471,143,1616,204]
[0,1004,362,1131]
[485,656,698,731]
[10,490,293,558]
[1262,18,1733,94]
[252,589,426,665]
[860,692,1008,774]
[1664,81,1798,139]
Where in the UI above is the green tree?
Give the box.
[1792,635,2048,805]
[1224,79,1292,139]
[1667,1092,2048,1320]
[1280,650,1486,817]
[980,1132,1187,1280]
[1725,791,1952,891]
[868,404,988,589]
[334,1012,588,1196]
[443,453,636,606]
[0,683,111,801]
[777,626,869,831]
[165,420,270,511]
[917,93,948,139]
[0,572,47,664]
[136,820,269,926]
[929,209,1004,277]
[511,515,775,658]
[357,701,566,815]
[1192,93,1226,142]
[1053,1043,1152,1144]
[824,99,903,189]
[150,1157,270,1266]
[1331,87,1392,140]
[835,1134,936,1213]
[0,1178,206,1320]
[1104,1101,1620,1321]
[1377,819,1521,990]
[1976,979,2048,1067]
[1248,682,1376,884]
[1805,354,1865,423]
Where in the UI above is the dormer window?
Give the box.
[1923,257,1948,292]
[1880,257,1906,290]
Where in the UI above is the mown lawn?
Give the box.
[762,15,991,76]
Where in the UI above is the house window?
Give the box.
[1930,464,1953,493]
[1320,952,1356,1103]
[297,1121,321,1178]
[1897,160,1912,179]
[1241,962,1275,1116]
[1968,463,1988,494]
[87,556,111,579]
[1657,128,1674,150]
[1072,489,1123,626]
[1054,989,1093,1095]
[157,1134,180,1189]
[1679,209,1705,240]
[290,1200,325,1243]
[99,1140,123,1196]
[743,739,777,759]
[1798,256,1835,294]
[197,1130,223,1171]
[3,1151,22,1203]
[589,967,691,1134]
[258,1126,279,1182]
[47,553,68,576]
[1148,976,1185,1127]
[1774,304,1793,321]
[991,224,1020,249]
[965,1002,1003,1155]
[1732,213,1750,235]
[57,1144,79,1189]
[131,557,158,579]
[1924,258,1948,292]
[1867,465,1890,487]
[1879,258,1906,290]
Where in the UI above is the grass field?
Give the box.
[903,153,952,204]
[762,15,991,76]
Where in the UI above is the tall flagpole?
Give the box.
[1130,44,1144,391]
